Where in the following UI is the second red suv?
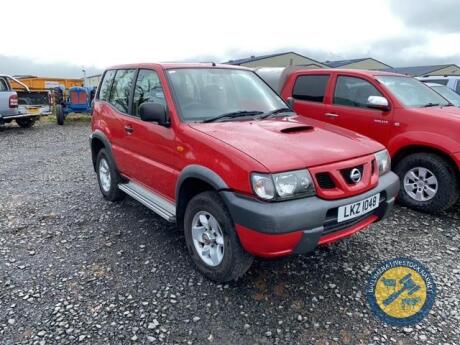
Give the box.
[259,68,460,213]
[90,63,399,282]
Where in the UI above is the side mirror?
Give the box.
[286,97,295,110]
[367,96,390,111]
[139,102,169,125]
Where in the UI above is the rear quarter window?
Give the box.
[98,70,116,101]
[0,78,8,91]
[292,75,329,103]
[456,81,460,95]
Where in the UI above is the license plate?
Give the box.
[337,194,380,223]
[27,108,40,114]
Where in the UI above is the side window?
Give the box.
[333,76,383,108]
[98,70,116,101]
[456,82,460,95]
[423,79,448,86]
[292,75,329,103]
[0,78,8,91]
[132,69,166,116]
[108,69,136,114]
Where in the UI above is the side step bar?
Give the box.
[118,182,176,222]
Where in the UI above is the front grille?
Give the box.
[322,192,386,235]
[340,165,364,185]
[316,172,335,189]
[310,154,379,200]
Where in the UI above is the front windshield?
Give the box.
[167,68,287,122]
[377,76,449,108]
[431,85,460,106]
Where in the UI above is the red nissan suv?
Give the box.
[90,63,399,282]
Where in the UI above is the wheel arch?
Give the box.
[90,131,114,172]
[392,144,459,176]
[176,165,229,228]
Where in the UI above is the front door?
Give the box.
[120,69,178,201]
[327,74,392,146]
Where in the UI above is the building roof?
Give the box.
[223,51,327,67]
[324,57,392,68]
[383,64,456,76]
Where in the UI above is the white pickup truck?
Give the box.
[0,74,51,128]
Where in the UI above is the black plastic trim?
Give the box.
[89,131,115,171]
[221,172,399,235]
[176,165,229,201]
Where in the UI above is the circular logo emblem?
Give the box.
[350,168,362,183]
[366,258,436,326]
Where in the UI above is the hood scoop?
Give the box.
[280,125,313,134]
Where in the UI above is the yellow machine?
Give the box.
[10,76,83,91]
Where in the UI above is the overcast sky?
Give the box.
[1,0,459,77]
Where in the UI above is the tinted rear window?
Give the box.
[292,75,329,103]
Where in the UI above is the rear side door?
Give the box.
[287,74,331,122]
[118,68,178,200]
[327,74,392,146]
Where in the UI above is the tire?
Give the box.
[184,191,253,282]
[95,149,125,202]
[394,153,459,213]
[15,117,37,128]
[56,104,65,125]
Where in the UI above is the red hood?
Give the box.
[410,105,460,119]
[189,116,384,172]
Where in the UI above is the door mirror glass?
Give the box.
[367,96,389,111]
[139,102,169,125]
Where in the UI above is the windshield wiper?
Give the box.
[202,110,263,123]
[258,107,294,119]
[422,102,440,108]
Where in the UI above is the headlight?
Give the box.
[375,149,391,176]
[251,169,315,201]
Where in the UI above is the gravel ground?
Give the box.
[0,120,459,345]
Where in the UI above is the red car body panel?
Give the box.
[279,69,460,169]
[189,116,383,173]
[236,214,378,258]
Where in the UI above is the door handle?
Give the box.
[325,113,339,118]
[124,125,134,134]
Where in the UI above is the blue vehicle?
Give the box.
[55,86,95,125]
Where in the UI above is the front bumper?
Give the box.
[220,172,400,258]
